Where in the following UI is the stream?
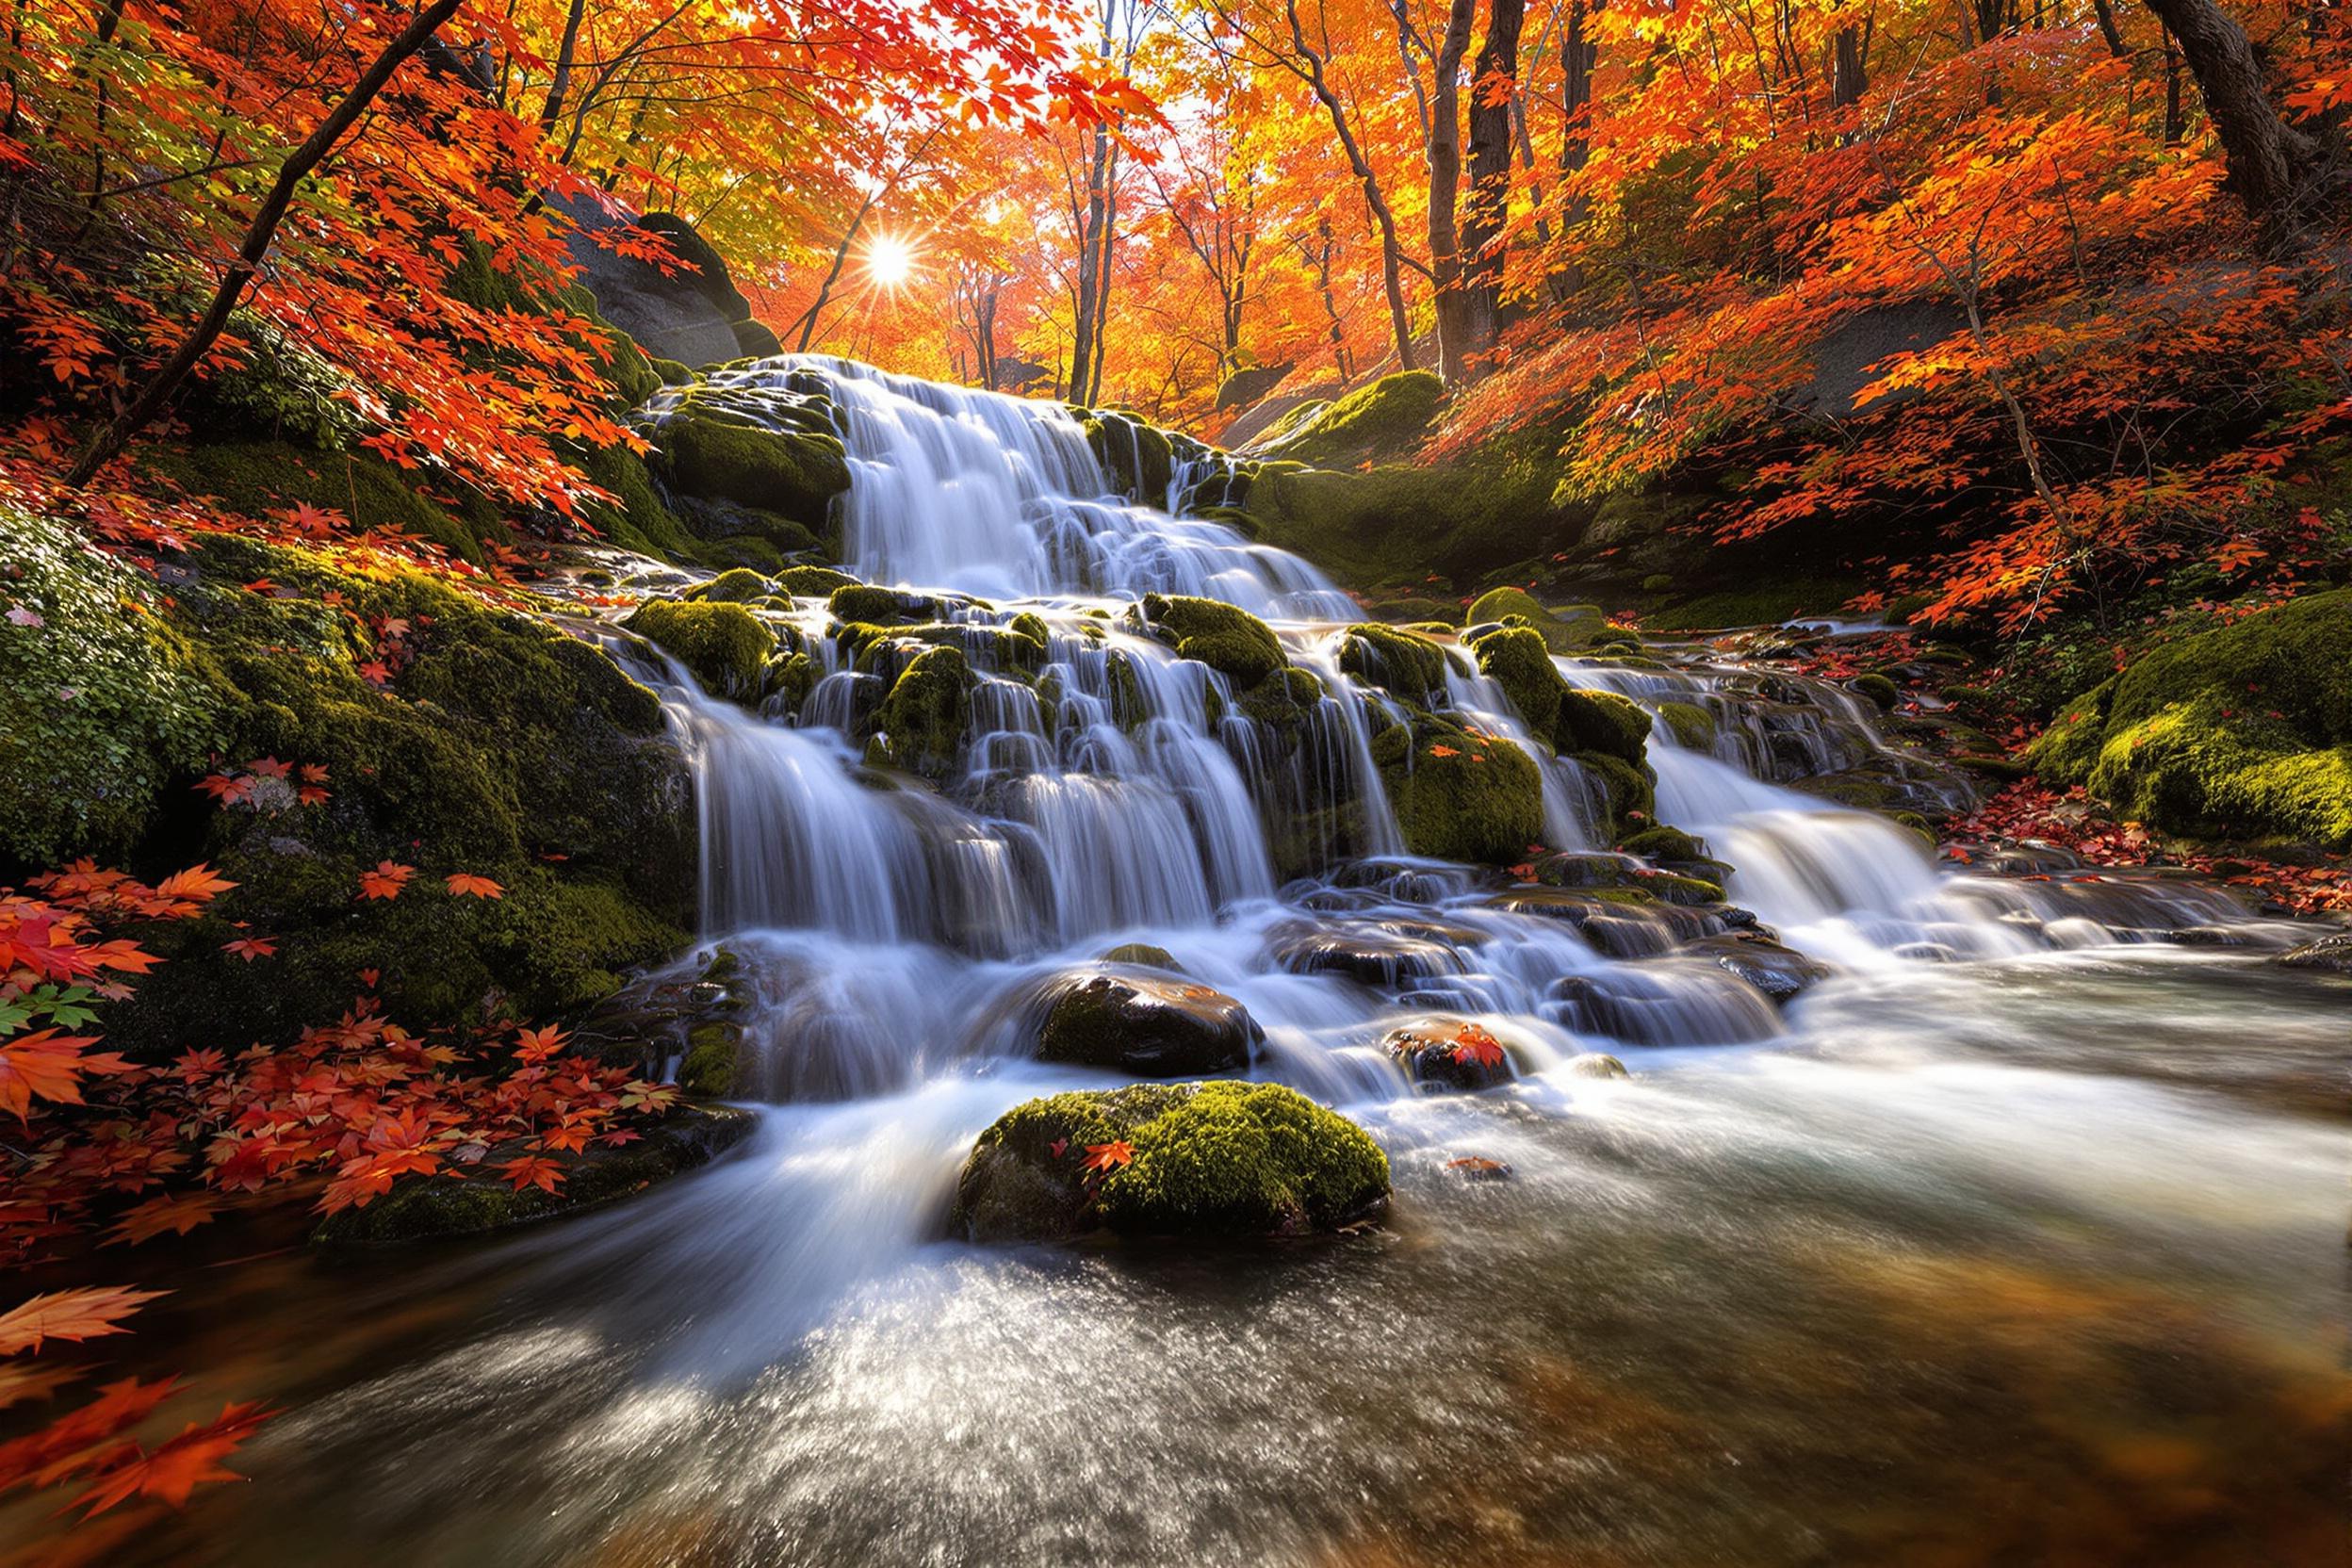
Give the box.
[92,360,2349,1566]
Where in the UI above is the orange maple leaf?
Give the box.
[72,1400,271,1516]
[106,1191,222,1246]
[356,861,415,901]
[498,1155,565,1195]
[222,936,276,962]
[1429,744,1461,759]
[443,873,504,899]
[0,1029,133,1121]
[0,1285,167,1355]
[154,864,237,903]
[1450,1024,1506,1070]
[1080,1140,1134,1173]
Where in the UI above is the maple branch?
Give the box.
[62,0,466,491]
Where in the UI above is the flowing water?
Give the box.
[82,361,2349,1566]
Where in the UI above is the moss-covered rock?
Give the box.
[691,567,775,603]
[624,599,773,699]
[134,438,510,565]
[951,1081,1389,1243]
[653,406,849,531]
[1558,689,1652,763]
[1577,752,1657,839]
[1658,699,1718,750]
[1034,969,1261,1075]
[2025,590,2352,850]
[828,583,942,626]
[1081,409,1177,499]
[1257,371,1444,467]
[0,511,227,866]
[1851,673,1901,710]
[1340,623,1449,707]
[313,1104,754,1245]
[1132,593,1286,688]
[872,645,971,778]
[776,564,860,598]
[1469,624,1564,735]
[1370,711,1545,864]
[1464,587,1607,654]
[84,534,693,1054]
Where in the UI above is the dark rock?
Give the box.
[1681,931,1833,1002]
[1035,970,1262,1076]
[1269,920,1474,987]
[1384,1021,1515,1092]
[2278,932,2352,974]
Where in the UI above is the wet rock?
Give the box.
[1481,889,1724,957]
[1100,942,1183,972]
[1445,1155,1514,1182]
[1035,970,1262,1076]
[1269,920,1474,987]
[1563,1053,1630,1078]
[951,1081,1389,1243]
[1384,1021,1515,1092]
[1681,931,1833,1003]
[2277,931,2352,974]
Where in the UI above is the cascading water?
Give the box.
[129,360,2346,1568]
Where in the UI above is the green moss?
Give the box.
[1658,700,1717,750]
[1262,371,1444,467]
[1851,673,1901,710]
[135,439,508,564]
[1340,623,1449,707]
[952,1081,1389,1242]
[1464,587,1607,654]
[2025,589,2352,849]
[828,584,940,625]
[1236,666,1328,733]
[1370,711,1545,864]
[1578,752,1656,838]
[1082,410,1177,498]
[89,534,694,1053]
[690,568,775,603]
[624,599,773,699]
[0,511,228,865]
[776,564,860,597]
[1558,689,1652,763]
[1134,594,1286,688]
[567,435,695,560]
[654,408,850,528]
[1469,625,1565,735]
[1619,825,1704,862]
[873,645,971,778]
[679,1020,743,1097]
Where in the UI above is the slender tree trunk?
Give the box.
[1425,0,1476,380]
[64,0,464,489]
[1454,0,1523,380]
[1549,0,1599,302]
[1831,18,1870,106]
[537,0,587,134]
[2089,0,2127,57]
[1286,0,1417,371]
[2141,0,2322,237]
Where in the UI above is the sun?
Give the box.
[865,234,916,288]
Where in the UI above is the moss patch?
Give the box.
[653,405,850,531]
[1371,711,1545,864]
[1133,593,1286,688]
[2025,589,2352,849]
[1464,587,1607,654]
[951,1081,1389,1243]
[624,599,773,700]
[1258,371,1444,467]
[1340,623,1449,708]
[872,645,971,778]
[0,510,227,866]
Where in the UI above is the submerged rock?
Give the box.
[951,1081,1390,1242]
[1681,931,1833,1002]
[2276,931,2352,975]
[1035,970,1263,1076]
[1269,919,1475,987]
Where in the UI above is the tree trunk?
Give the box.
[2142,0,2322,237]
[1425,0,1476,381]
[1069,122,1115,405]
[64,0,464,489]
[1454,0,1523,381]
[2089,0,2128,57]
[1549,0,1599,302]
[1285,0,1416,371]
[1832,19,1870,107]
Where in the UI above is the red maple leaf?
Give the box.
[1080,1140,1134,1173]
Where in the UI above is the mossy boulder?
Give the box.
[2025,589,2352,850]
[828,583,942,626]
[871,645,972,778]
[1259,371,1444,467]
[1132,593,1286,688]
[624,598,773,700]
[1340,623,1449,707]
[1558,689,1653,764]
[1577,751,1658,839]
[1850,673,1901,710]
[1658,699,1717,750]
[1034,970,1262,1076]
[1469,624,1564,734]
[1081,409,1177,499]
[653,406,849,530]
[1464,587,1607,654]
[90,535,693,1054]
[951,1081,1389,1243]
[0,510,227,865]
[1370,712,1544,864]
[776,564,860,598]
[134,438,510,566]
[690,567,775,603]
